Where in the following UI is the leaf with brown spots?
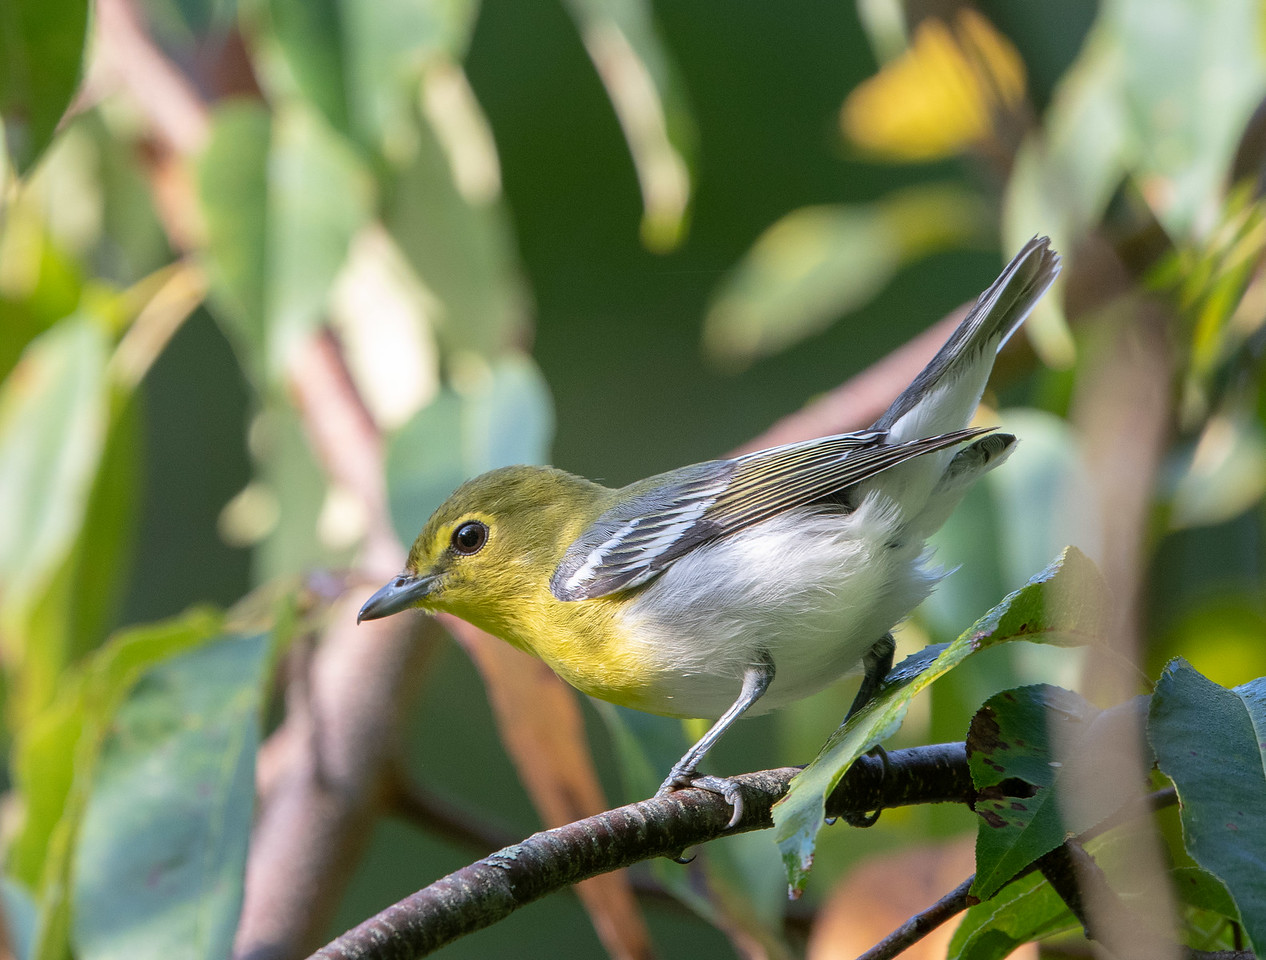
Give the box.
[968,685,1150,901]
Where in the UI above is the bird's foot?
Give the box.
[838,745,890,828]
[656,770,745,829]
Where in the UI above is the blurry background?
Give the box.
[2,0,1265,957]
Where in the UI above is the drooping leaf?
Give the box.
[265,103,373,377]
[1006,0,1266,256]
[1149,662,1266,954]
[339,0,479,152]
[197,100,372,383]
[841,9,1026,162]
[0,319,110,718]
[265,0,351,135]
[560,0,694,250]
[384,104,526,357]
[249,400,334,582]
[703,184,988,369]
[72,632,271,960]
[774,546,1106,895]
[196,102,271,377]
[28,390,140,675]
[0,0,90,173]
[1003,35,1132,263]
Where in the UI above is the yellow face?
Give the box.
[372,465,610,644]
[358,464,665,707]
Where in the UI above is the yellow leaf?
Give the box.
[842,9,1026,161]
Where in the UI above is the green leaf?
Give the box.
[0,319,107,604]
[1107,0,1266,240]
[0,0,90,173]
[947,870,1077,960]
[265,0,351,135]
[197,101,372,383]
[703,185,988,369]
[773,546,1106,895]
[386,352,553,540]
[1003,35,1131,265]
[196,102,271,375]
[1171,866,1242,951]
[0,208,85,381]
[969,685,1093,899]
[1169,411,1266,530]
[1171,866,1240,922]
[1149,661,1266,954]
[0,318,110,718]
[340,0,479,152]
[265,0,479,153]
[266,103,373,378]
[384,107,526,356]
[54,393,140,661]
[72,633,271,960]
[559,0,694,251]
[13,609,224,960]
[968,686,1151,899]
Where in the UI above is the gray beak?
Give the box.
[357,573,439,623]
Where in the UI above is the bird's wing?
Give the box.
[549,427,985,601]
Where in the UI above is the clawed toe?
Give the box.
[656,772,745,829]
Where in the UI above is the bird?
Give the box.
[359,237,1061,826]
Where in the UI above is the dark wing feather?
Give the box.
[549,427,986,601]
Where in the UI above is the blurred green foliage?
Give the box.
[2,0,1266,957]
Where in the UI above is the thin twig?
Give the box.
[854,785,1183,960]
[854,873,976,960]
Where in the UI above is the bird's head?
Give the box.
[357,465,609,631]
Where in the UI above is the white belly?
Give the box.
[615,492,943,719]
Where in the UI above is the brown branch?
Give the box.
[384,760,821,939]
[854,873,976,960]
[307,743,974,960]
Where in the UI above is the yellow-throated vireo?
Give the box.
[360,237,1061,825]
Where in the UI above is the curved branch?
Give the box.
[309,743,973,960]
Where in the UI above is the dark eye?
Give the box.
[451,520,488,555]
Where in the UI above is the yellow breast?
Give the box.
[444,585,662,711]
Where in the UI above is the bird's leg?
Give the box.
[836,633,895,828]
[845,632,895,721]
[656,650,775,829]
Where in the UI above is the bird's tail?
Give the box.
[873,236,1061,442]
